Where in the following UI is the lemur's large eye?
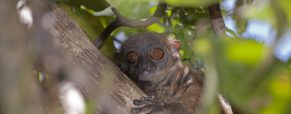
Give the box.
[150,47,164,60]
[127,51,139,63]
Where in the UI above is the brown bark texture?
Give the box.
[50,7,145,114]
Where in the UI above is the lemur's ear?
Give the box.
[167,35,181,50]
[166,35,181,58]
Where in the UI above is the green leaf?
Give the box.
[106,0,157,18]
[224,38,266,66]
[147,23,165,33]
[259,72,291,114]
[192,38,211,57]
[277,0,291,26]
[165,0,216,7]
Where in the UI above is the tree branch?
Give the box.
[208,3,226,36]
[51,7,145,113]
[94,2,167,48]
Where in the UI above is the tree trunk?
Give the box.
[0,0,44,114]
[50,7,145,114]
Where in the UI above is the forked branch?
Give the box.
[94,2,167,48]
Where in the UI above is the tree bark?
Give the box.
[50,7,145,114]
[0,0,44,114]
[208,3,226,36]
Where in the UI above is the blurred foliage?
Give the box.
[165,0,216,7]
[55,0,291,113]
[106,0,157,18]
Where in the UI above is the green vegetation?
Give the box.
[56,0,291,113]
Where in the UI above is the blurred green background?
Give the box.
[55,0,291,113]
